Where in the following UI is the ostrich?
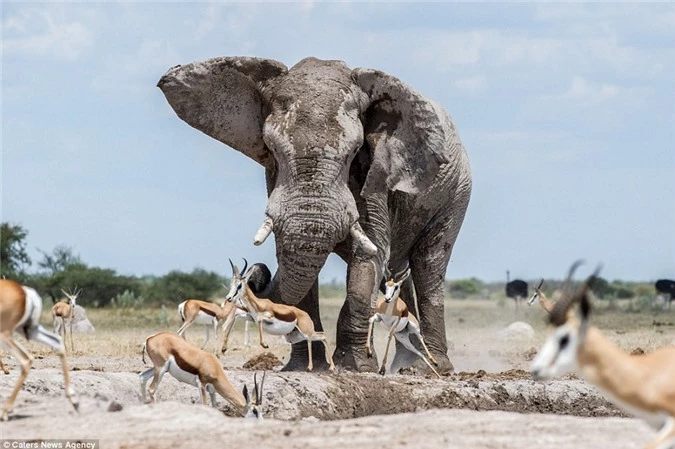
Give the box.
[655,279,675,310]
[506,270,528,311]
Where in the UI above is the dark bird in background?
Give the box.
[655,279,675,310]
[506,270,528,311]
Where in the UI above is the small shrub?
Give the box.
[111,290,145,309]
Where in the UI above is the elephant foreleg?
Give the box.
[333,258,380,372]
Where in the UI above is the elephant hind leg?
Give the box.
[333,259,380,373]
[408,187,471,375]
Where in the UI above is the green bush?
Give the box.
[447,278,482,299]
[112,290,145,308]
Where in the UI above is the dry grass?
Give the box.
[5,296,672,372]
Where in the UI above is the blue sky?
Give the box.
[2,2,674,283]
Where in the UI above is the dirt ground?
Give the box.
[1,299,672,448]
[0,355,653,448]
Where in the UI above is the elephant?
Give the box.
[157,56,472,374]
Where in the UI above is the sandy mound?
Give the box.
[243,352,284,371]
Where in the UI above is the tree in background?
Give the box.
[447,278,483,299]
[37,244,82,274]
[143,268,226,303]
[30,245,141,306]
[0,222,32,281]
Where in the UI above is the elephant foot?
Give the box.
[434,354,454,374]
[282,341,331,372]
[411,352,454,376]
[332,343,378,373]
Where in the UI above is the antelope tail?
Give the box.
[177,301,186,323]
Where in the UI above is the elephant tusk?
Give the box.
[254,216,274,246]
[350,222,378,256]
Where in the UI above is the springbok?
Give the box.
[527,279,555,313]
[177,297,251,354]
[139,331,265,418]
[0,279,79,421]
[366,267,441,378]
[531,262,675,449]
[51,287,80,352]
[176,260,263,353]
[226,260,335,372]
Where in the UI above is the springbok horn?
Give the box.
[253,372,259,404]
[240,258,248,277]
[254,216,274,246]
[259,371,266,404]
[384,266,392,280]
[549,261,598,326]
[229,258,240,277]
[560,259,585,297]
[536,279,544,290]
[350,222,377,256]
[393,263,410,281]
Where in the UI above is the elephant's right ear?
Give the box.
[158,57,287,166]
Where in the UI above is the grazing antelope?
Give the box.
[0,279,79,421]
[527,279,555,313]
[531,262,675,449]
[226,260,335,372]
[139,332,265,418]
[52,287,80,352]
[366,267,441,378]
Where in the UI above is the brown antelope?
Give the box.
[527,279,555,313]
[366,267,441,378]
[177,297,251,354]
[139,331,265,418]
[51,287,79,352]
[226,260,335,372]
[0,279,79,421]
[531,262,675,449]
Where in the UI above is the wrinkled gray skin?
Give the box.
[158,57,472,373]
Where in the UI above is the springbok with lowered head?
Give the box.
[366,267,441,378]
[531,262,675,449]
[226,259,334,372]
[51,287,80,352]
[0,279,79,421]
[139,331,264,418]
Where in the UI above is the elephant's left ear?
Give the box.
[353,68,464,196]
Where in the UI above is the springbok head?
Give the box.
[527,279,545,306]
[60,286,81,307]
[531,261,601,380]
[384,266,411,303]
[243,371,266,420]
[225,258,249,304]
